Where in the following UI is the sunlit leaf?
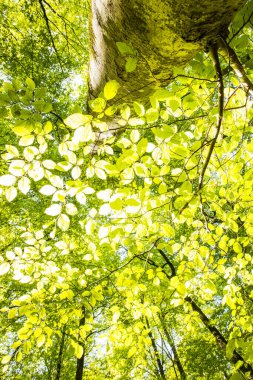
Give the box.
[57,214,70,231]
[104,80,120,100]
[45,204,62,216]
[0,174,16,186]
[0,262,10,276]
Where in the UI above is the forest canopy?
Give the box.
[1,0,253,379]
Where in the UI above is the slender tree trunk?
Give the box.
[75,308,86,380]
[55,326,66,380]
[146,318,167,380]
[160,319,186,380]
[89,0,245,104]
[185,296,253,379]
[158,249,253,379]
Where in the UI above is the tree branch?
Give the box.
[228,10,253,43]
[37,0,64,72]
[199,45,224,190]
[157,249,176,278]
[219,38,253,94]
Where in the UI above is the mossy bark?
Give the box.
[89,0,245,104]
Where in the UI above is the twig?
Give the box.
[228,10,253,43]
[37,0,64,73]
[199,45,224,191]
[50,111,66,125]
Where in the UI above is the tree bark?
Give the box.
[158,249,253,379]
[55,326,66,380]
[89,0,245,104]
[146,318,167,380]
[75,308,86,380]
[218,38,253,94]
[160,319,186,380]
[185,296,253,379]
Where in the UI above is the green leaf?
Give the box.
[64,113,92,129]
[40,185,56,196]
[145,108,159,123]
[5,187,17,202]
[13,125,33,136]
[110,198,123,210]
[133,102,145,116]
[35,87,47,99]
[8,308,17,319]
[0,174,16,186]
[104,80,120,100]
[133,163,148,177]
[229,373,244,380]
[25,77,35,90]
[125,198,140,206]
[19,135,35,146]
[16,352,22,362]
[120,105,131,120]
[95,168,107,180]
[1,355,11,364]
[153,89,171,101]
[116,42,136,56]
[33,100,52,113]
[45,204,62,216]
[125,57,137,72]
[18,177,30,195]
[74,125,93,142]
[65,203,78,215]
[0,262,10,276]
[128,117,145,126]
[37,334,46,348]
[76,192,87,205]
[75,344,84,359]
[137,138,148,156]
[127,346,137,358]
[89,98,106,113]
[130,129,140,143]
[57,214,70,231]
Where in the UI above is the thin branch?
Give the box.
[50,111,66,125]
[228,10,253,43]
[37,0,64,73]
[172,74,218,83]
[199,45,224,190]
[157,249,176,278]
[41,0,86,49]
[219,38,253,94]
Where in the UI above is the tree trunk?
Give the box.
[75,308,86,380]
[89,0,245,104]
[185,296,253,379]
[160,319,186,380]
[158,250,253,379]
[146,318,167,380]
[55,326,66,380]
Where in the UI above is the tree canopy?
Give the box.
[1,0,253,379]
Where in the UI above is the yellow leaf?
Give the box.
[37,334,45,348]
[128,346,137,358]
[16,351,22,362]
[1,355,11,364]
[75,344,84,359]
[104,80,120,100]
[8,308,17,319]
[0,262,10,276]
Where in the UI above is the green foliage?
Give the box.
[1,1,253,380]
